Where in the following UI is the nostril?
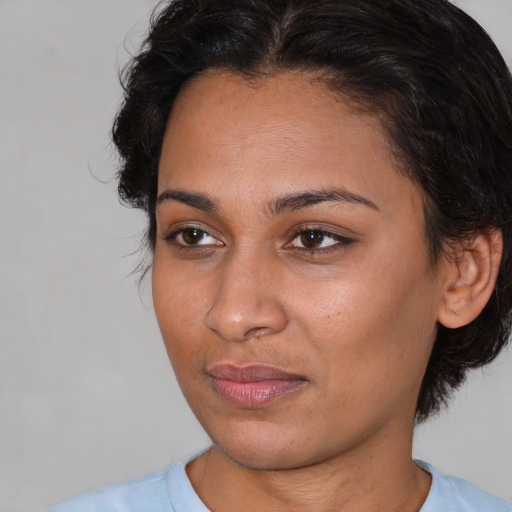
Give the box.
[240,326,276,342]
[204,297,288,343]
[204,261,289,342]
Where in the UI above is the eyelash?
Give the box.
[164,225,223,249]
[163,225,355,254]
[286,227,355,254]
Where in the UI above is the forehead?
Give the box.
[158,70,421,218]
[165,70,389,154]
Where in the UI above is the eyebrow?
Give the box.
[156,189,219,214]
[156,187,378,216]
[268,188,379,216]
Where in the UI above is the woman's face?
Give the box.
[152,71,449,470]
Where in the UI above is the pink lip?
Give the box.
[208,364,307,408]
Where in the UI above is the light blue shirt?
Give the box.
[49,460,511,511]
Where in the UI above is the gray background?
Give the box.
[0,1,511,510]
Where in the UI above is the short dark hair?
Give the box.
[112,0,512,422]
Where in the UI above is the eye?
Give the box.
[165,227,223,247]
[287,228,354,251]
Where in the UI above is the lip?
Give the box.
[208,364,307,408]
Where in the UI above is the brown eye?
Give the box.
[300,230,325,248]
[288,228,354,251]
[166,227,223,248]
[181,228,208,245]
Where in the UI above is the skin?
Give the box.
[151,71,489,511]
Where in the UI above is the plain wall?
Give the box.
[0,1,510,510]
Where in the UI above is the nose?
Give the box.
[205,251,288,342]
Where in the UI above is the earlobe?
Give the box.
[437,230,502,329]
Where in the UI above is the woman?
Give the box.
[50,0,512,510]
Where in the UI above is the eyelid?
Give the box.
[161,222,356,252]
[285,225,356,251]
[163,223,224,247]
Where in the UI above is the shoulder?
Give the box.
[48,461,210,512]
[48,468,171,512]
[418,461,512,512]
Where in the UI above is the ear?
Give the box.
[437,230,502,329]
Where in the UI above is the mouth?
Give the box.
[207,364,307,408]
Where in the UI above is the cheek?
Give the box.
[153,289,211,409]
[290,255,438,397]
[152,256,207,368]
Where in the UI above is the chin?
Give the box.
[208,422,326,471]
[217,444,306,472]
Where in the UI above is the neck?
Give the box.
[186,421,431,512]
